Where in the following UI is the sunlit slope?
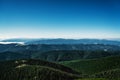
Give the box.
[61,56,120,75]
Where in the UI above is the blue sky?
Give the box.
[0,0,120,39]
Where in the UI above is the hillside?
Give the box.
[61,56,120,76]
[93,69,120,79]
[0,50,120,62]
[0,44,119,53]
[0,59,80,80]
[34,50,120,62]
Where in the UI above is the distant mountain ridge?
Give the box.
[1,38,120,45]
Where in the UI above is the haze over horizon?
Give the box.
[0,0,120,39]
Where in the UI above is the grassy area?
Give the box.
[61,56,120,75]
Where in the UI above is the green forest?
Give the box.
[0,44,120,80]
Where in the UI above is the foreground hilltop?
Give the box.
[0,59,80,80]
[0,56,120,80]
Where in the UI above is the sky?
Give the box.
[0,0,120,39]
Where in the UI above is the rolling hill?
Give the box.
[0,44,119,53]
[0,59,81,80]
[61,56,120,78]
[34,50,120,62]
[0,50,120,62]
[1,56,120,80]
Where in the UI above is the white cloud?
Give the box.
[0,42,24,45]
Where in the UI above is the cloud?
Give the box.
[0,42,24,45]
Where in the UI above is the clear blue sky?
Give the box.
[0,0,120,39]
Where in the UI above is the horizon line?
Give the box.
[0,37,120,40]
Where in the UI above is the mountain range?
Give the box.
[1,38,120,45]
[0,38,120,80]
